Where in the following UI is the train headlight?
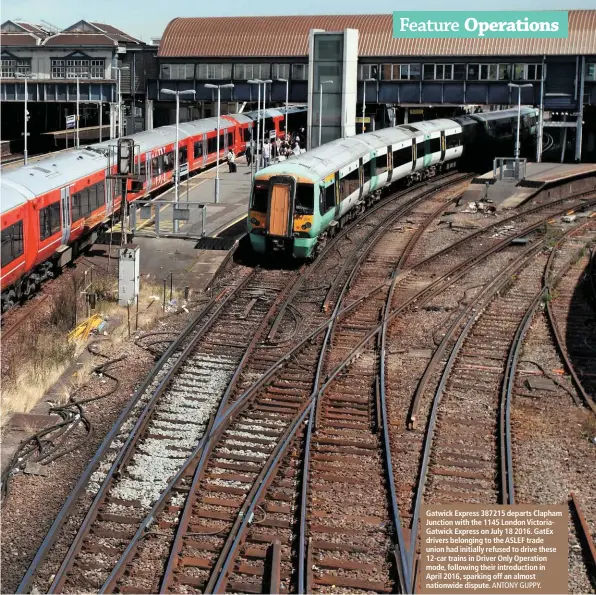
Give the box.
[301,222,312,230]
[250,217,260,226]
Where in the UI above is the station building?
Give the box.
[151,11,596,161]
[0,19,156,155]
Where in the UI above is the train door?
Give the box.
[267,176,294,237]
[411,139,417,171]
[145,152,152,193]
[358,158,364,199]
[334,172,341,219]
[60,187,71,246]
[387,145,394,183]
[424,134,432,168]
[440,131,446,162]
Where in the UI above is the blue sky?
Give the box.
[3,0,594,42]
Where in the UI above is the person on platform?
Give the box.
[245,142,252,166]
[262,140,271,167]
[227,148,236,173]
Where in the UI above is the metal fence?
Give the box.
[129,199,208,239]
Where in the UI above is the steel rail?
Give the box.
[183,173,460,594]
[268,171,470,339]
[96,269,301,593]
[500,288,547,505]
[14,286,226,594]
[406,197,596,429]
[45,268,260,594]
[406,239,548,592]
[1,294,50,339]
[21,192,594,594]
[544,227,596,416]
[570,492,596,581]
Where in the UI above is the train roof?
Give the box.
[1,179,30,214]
[404,119,462,133]
[1,148,107,212]
[471,107,537,122]
[90,116,236,156]
[255,124,419,182]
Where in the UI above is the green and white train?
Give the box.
[248,108,537,259]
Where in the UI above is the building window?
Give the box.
[233,64,271,80]
[195,64,232,79]
[467,63,510,81]
[291,64,308,80]
[516,63,543,81]
[359,64,378,80]
[161,64,195,79]
[90,59,104,79]
[587,63,596,81]
[272,64,290,80]
[1,59,15,78]
[380,64,420,81]
[52,59,65,78]
[66,59,90,78]
[1,221,24,267]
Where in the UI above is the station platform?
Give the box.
[86,158,252,296]
[461,162,596,211]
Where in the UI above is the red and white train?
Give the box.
[0,106,306,311]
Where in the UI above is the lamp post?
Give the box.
[362,77,375,133]
[15,72,35,164]
[161,88,196,230]
[508,82,533,172]
[278,78,289,139]
[318,80,333,148]
[205,83,234,204]
[260,79,273,164]
[248,79,263,173]
[76,77,80,149]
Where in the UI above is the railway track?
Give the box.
[15,184,596,595]
[17,174,468,594]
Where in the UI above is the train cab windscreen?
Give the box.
[251,181,269,213]
[295,184,314,215]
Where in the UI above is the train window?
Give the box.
[96,182,105,207]
[446,132,463,149]
[39,201,61,240]
[251,181,268,213]
[467,64,480,80]
[227,132,233,148]
[1,220,24,267]
[244,128,252,142]
[339,168,360,201]
[139,160,146,177]
[207,136,217,154]
[296,184,315,215]
[375,153,388,175]
[429,137,441,153]
[0,234,18,271]
[220,132,225,149]
[163,152,174,172]
[194,141,203,158]
[322,184,335,213]
[179,146,188,164]
[151,157,159,174]
[72,192,82,221]
[392,146,411,168]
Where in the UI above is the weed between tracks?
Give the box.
[1,269,182,422]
